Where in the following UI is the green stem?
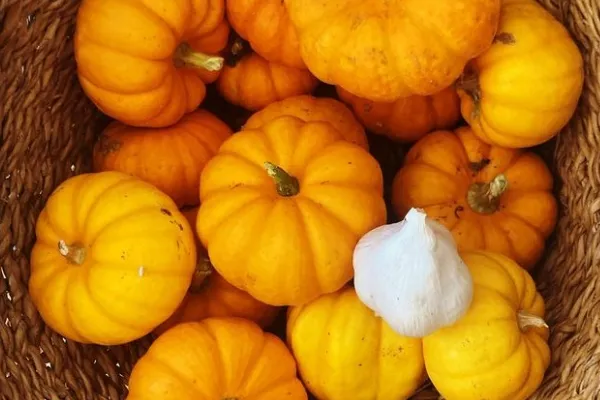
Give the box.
[466,174,508,214]
[58,240,86,265]
[174,43,224,71]
[264,162,300,197]
[518,310,548,331]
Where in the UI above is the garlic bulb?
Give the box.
[353,208,473,338]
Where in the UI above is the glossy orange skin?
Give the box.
[285,0,500,101]
[244,95,369,150]
[29,172,196,345]
[227,0,305,68]
[155,207,280,335]
[216,53,318,111]
[458,0,584,148]
[391,127,557,269]
[75,0,229,127]
[127,319,308,400]
[92,110,232,208]
[197,116,387,306]
[337,86,461,142]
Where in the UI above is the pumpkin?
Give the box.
[457,0,584,148]
[287,286,426,399]
[75,0,229,128]
[423,251,550,400]
[92,110,232,208]
[127,318,308,400]
[197,116,387,306]
[244,95,369,150]
[226,0,305,68]
[29,171,197,345]
[337,86,461,142]
[391,127,557,269]
[284,0,501,101]
[216,50,318,111]
[155,207,280,335]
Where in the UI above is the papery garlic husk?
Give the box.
[353,207,473,338]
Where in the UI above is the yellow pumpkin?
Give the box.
[29,172,196,345]
[197,116,386,306]
[457,0,584,148]
[391,127,557,269]
[287,286,426,400]
[423,251,550,400]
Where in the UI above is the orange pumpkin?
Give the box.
[216,50,318,111]
[226,0,305,68]
[337,86,461,142]
[155,207,280,335]
[92,110,232,208]
[127,319,308,400]
[29,171,197,345]
[457,0,584,148]
[284,0,501,101]
[391,127,557,269]
[244,95,369,150]
[75,0,229,127]
[197,116,387,306]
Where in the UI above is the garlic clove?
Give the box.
[353,208,473,338]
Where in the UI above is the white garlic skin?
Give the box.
[353,208,473,338]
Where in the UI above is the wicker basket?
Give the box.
[1,0,599,399]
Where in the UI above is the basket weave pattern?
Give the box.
[1,0,599,399]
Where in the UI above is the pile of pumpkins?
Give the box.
[29,0,584,399]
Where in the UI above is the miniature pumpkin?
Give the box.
[216,51,318,111]
[457,0,584,148]
[75,0,229,127]
[337,86,461,142]
[284,0,501,101]
[128,318,308,400]
[391,127,557,269]
[287,286,426,399]
[226,0,305,68]
[92,110,232,208]
[29,171,197,345]
[423,251,550,400]
[197,116,387,306]
[155,207,280,335]
[244,95,369,150]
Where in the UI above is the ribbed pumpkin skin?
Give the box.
[284,0,501,101]
[75,0,229,127]
[197,116,386,306]
[458,0,584,148]
[93,109,232,208]
[216,53,318,111]
[29,171,197,345]
[128,319,308,400]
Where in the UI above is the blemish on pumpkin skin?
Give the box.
[96,137,122,156]
[160,208,172,216]
[494,32,516,45]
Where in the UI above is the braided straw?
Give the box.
[1,0,598,399]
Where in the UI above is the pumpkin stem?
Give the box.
[466,174,508,214]
[264,162,300,197]
[174,43,224,72]
[58,240,86,265]
[456,70,481,119]
[518,310,548,331]
[224,32,251,67]
[189,253,213,293]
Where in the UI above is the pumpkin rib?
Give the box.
[127,0,182,40]
[298,196,357,237]
[293,202,324,293]
[215,151,270,176]
[63,270,88,342]
[145,352,208,399]
[80,266,150,331]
